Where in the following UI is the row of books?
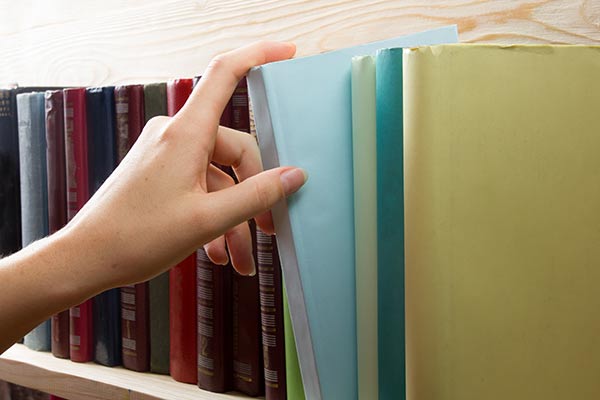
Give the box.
[247,24,600,400]
[0,79,302,399]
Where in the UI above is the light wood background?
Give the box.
[1,0,599,86]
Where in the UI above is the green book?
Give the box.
[350,55,378,400]
[283,285,305,400]
[404,44,600,400]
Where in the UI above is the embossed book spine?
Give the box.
[115,84,150,372]
[46,90,70,358]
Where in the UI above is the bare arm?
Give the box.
[0,41,306,353]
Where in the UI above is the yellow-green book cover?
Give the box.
[404,44,600,400]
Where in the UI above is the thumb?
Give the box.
[204,166,307,236]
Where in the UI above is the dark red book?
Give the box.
[63,88,93,363]
[45,90,70,359]
[197,248,233,393]
[115,85,150,372]
[257,229,287,399]
[231,78,250,133]
[166,78,197,384]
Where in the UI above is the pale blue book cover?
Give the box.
[248,26,458,400]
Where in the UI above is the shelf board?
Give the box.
[0,344,256,400]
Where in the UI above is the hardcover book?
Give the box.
[166,78,198,384]
[45,90,70,359]
[143,82,170,374]
[115,84,150,372]
[403,44,600,400]
[18,92,51,351]
[63,88,93,362]
[247,25,459,400]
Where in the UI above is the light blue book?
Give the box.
[248,26,458,400]
[17,92,51,351]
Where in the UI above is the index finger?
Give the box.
[175,41,296,131]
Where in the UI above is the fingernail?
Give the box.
[280,168,307,196]
[248,258,257,277]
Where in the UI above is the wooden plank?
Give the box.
[1,0,599,86]
[0,344,255,400]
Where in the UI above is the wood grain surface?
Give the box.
[1,0,599,86]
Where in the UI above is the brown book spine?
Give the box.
[257,230,287,399]
[115,85,150,372]
[232,221,264,396]
[197,248,233,392]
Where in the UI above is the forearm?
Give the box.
[0,227,104,353]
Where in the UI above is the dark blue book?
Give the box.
[17,92,51,351]
[86,86,121,367]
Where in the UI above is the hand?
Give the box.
[64,40,306,288]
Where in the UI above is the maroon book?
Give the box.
[197,248,233,392]
[115,84,150,372]
[166,78,198,384]
[45,90,70,359]
[63,88,93,363]
[257,230,287,399]
[231,221,264,397]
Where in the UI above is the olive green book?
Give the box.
[404,44,600,400]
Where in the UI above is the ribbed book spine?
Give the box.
[64,88,93,362]
[86,87,121,367]
[166,78,197,384]
[45,90,70,359]
[115,84,150,372]
[0,89,22,257]
[257,230,287,400]
[18,92,51,351]
[143,82,170,374]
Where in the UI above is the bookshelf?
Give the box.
[0,1,599,399]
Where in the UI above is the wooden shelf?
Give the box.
[0,344,256,400]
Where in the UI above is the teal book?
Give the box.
[247,25,458,400]
[351,55,378,400]
[375,47,405,400]
[17,92,51,351]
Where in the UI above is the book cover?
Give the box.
[350,55,378,400]
[404,44,600,400]
[86,86,121,367]
[63,88,93,362]
[197,248,233,393]
[45,89,70,359]
[247,25,459,400]
[143,82,170,375]
[257,230,286,400]
[18,92,51,351]
[115,84,150,372]
[166,78,198,384]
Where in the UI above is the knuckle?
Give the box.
[144,115,170,131]
[251,178,275,211]
[206,54,229,74]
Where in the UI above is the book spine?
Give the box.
[115,84,150,372]
[18,92,51,351]
[232,221,264,397]
[197,248,233,392]
[86,87,121,367]
[283,285,305,400]
[231,78,250,133]
[143,82,170,374]
[45,90,70,359]
[166,78,197,384]
[0,89,22,256]
[64,88,93,362]
[257,230,287,400]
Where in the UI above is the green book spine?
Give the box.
[283,285,305,400]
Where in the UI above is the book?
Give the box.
[86,86,121,367]
[45,90,70,359]
[64,88,93,362]
[257,230,286,400]
[166,78,198,384]
[18,91,51,351]
[115,84,150,372]
[197,248,233,393]
[143,82,170,374]
[283,284,304,400]
[403,44,600,400]
[350,55,378,399]
[247,25,459,400]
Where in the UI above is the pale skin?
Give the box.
[0,41,306,353]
